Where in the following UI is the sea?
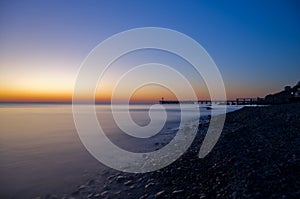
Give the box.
[0,104,243,198]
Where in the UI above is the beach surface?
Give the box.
[56,103,300,199]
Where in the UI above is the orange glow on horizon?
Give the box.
[0,89,72,103]
[0,82,271,103]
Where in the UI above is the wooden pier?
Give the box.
[159,98,258,105]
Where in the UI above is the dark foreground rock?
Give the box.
[58,103,300,199]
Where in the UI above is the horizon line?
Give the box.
[0,97,258,105]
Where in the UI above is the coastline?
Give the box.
[53,103,300,199]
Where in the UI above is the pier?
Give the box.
[159,98,258,105]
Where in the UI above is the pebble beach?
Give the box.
[40,103,300,199]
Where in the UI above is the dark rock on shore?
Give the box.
[56,103,300,199]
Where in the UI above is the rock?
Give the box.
[124,180,133,186]
[129,185,136,189]
[114,190,121,195]
[78,185,87,190]
[107,175,115,180]
[136,177,144,182]
[199,193,207,199]
[145,182,155,189]
[146,178,154,183]
[116,175,126,182]
[172,189,184,194]
[155,190,165,197]
[103,183,111,189]
[138,194,149,199]
[100,190,109,196]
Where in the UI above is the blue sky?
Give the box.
[0,0,299,102]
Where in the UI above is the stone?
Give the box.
[124,180,133,186]
[116,175,126,182]
[78,185,87,190]
[138,194,149,199]
[172,189,184,194]
[155,190,165,197]
[100,190,109,196]
[199,193,207,199]
[87,193,94,198]
[145,182,155,189]
[129,185,136,189]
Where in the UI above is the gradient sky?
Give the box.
[0,0,299,103]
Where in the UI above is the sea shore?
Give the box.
[46,103,300,199]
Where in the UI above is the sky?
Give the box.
[0,0,299,103]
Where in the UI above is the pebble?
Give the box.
[129,185,136,189]
[172,189,184,194]
[107,175,114,180]
[145,182,155,189]
[114,190,121,195]
[78,185,87,190]
[116,175,126,182]
[199,193,207,199]
[138,194,148,199]
[146,178,154,183]
[155,190,165,197]
[100,190,109,196]
[124,180,133,186]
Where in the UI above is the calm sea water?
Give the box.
[0,104,243,198]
